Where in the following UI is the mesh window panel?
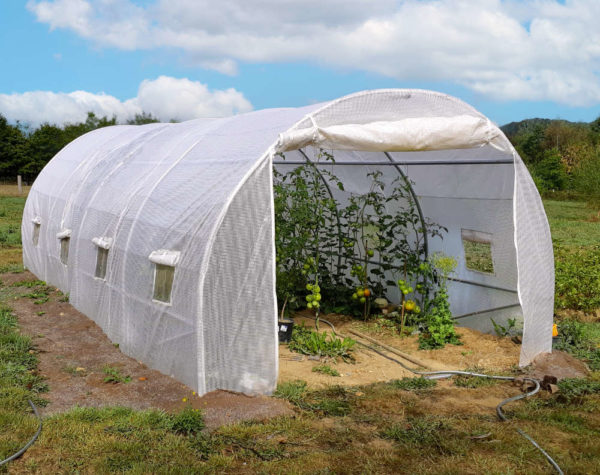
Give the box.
[153,264,174,303]
[95,247,108,279]
[60,238,70,265]
[32,223,40,246]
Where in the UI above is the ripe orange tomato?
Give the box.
[363,289,371,297]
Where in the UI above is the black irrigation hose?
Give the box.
[303,315,564,474]
[0,400,43,467]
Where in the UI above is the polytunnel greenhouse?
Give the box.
[21,89,554,396]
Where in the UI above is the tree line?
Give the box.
[501,116,600,199]
[1,110,600,199]
[0,112,159,181]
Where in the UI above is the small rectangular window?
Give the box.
[32,223,40,246]
[95,247,109,279]
[462,229,494,274]
[60,237,70,265]
[153,264,175,303]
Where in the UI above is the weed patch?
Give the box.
[103,366,131,384]
[288,323,356,361]
[390,377,437,391]
[312,364,340,376]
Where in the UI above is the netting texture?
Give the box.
[22,89,553,396]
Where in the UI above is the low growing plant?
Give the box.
[288,323,356,361]
[103,365,131,384]
[312,364,340,377]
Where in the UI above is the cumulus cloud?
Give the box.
[27,0,600,105]
[0,76,253,126]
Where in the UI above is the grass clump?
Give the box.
[381,416,455,454]
[391,377,437,391]
[288,323,356,361]
[274,380,307,404]
[453,367,499,388]
[103,365,131,384]
[312,364,340,377]
[170,406,205,434]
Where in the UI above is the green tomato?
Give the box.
[313,285,320,293]
[397,279,404,286]
[307,302,313,309]
[359,297,366,304]
[357,289,365,298]
[306,295,314,302]
[402,289,409,295]
[367,249,374,257]
[352,293,358,300]
[306,284,313,291]
[301,270,307,275]
[408,287,413,293]
[313,302,320,309]
[315,294,321,301]
[303,263,310,270]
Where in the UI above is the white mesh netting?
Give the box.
[22,89,553,396]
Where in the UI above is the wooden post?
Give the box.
[17,175,22,194]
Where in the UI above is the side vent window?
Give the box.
[32,217,41,246]
[57,229,71,266]
[462,229,494,274]
[92,237,113,280]
[149,250,180,304]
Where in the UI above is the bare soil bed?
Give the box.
[278,313,522,389]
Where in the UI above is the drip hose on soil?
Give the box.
[303,315,564,474]
[0,400,43,467]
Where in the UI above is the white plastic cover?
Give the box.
[22,89,553,396]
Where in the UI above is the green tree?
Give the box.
[0,114,27,177]
[127,112,160,125]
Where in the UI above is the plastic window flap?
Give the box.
[56,229,72,240]
[92,236,113,250]
[148,249,181,267]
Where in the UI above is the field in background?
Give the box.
[0,185,599,473]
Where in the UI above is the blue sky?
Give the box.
[1,0,599,127]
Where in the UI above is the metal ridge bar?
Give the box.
[273,159,514,166]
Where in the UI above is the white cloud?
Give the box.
[0,76,253,126]
[27,0,600,105]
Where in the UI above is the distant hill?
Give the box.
[500,118,589,138]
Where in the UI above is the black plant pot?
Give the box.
[278,319,294,343]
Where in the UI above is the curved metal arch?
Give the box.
[383,152,429,258]
[295,148,344,271]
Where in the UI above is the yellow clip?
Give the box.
[552,323,558,338]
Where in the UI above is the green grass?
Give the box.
[0,197,25,249]
[544,199,600,312]
[543,199,600,247]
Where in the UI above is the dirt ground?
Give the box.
[3,271,588,430]
[279,313,523,389]
[3,271,292,429]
